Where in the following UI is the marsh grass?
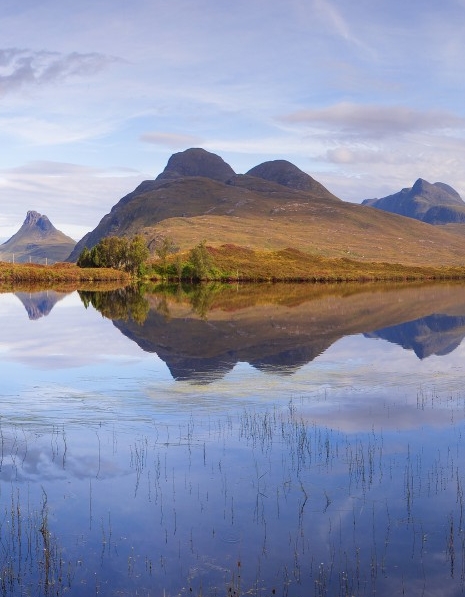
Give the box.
[0,487,72,597]
[3,390,465,596]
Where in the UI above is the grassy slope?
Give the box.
[142,205,465,267]
[157,244,465,282]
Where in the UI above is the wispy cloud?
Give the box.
[311,0,363,47]
[140,131,204,149]
[0,48,120,96]
[281,103,465,139]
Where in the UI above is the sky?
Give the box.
[1,0,465,241]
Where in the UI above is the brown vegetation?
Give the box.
[156,243,465,282]
[0,262,130,289]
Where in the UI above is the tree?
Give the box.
[189,240,212,281]
[155,236,178,279]
[77,235,149,275]
[76,247,93,268]
[125,235,150,275]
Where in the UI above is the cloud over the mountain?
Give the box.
[140,132,204,149]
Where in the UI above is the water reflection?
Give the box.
[80,282,465,381]
[365,313,465,358]
[15,290,67,319]
[2,283,465,595]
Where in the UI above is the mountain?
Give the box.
[362,178,465,224]
[67,149,465,266]
[0,211,76,264]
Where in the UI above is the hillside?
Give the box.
[68,149,465,267]
[0,211,76,264]
[362,178,465,224]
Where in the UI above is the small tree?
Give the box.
[189,240,212,281]
[76,247,93,268]
[155,236,178,280]
[126,235,150,275]
[173,254,184,283]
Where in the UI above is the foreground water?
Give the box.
[2,282,465,596]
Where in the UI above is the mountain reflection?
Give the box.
[79,282,465,382]
[15,290,67,320]
[365,314,465,358]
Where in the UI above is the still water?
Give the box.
[2,282,465,596]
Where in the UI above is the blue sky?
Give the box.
[1,0,465,241]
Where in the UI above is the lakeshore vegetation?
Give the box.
[4,235,465,285]
[0,261,131,287]
[75,235,465,283]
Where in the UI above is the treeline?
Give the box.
[77,235,217,281]
[77,235,149,275]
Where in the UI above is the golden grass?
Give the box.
[140,210,465,267]
[157,244,465,282]
[0,262,131,288]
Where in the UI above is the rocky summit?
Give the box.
[362,178,465,224]
[0,210,76,264]
[156,147,236,182]
[67,148,465,267]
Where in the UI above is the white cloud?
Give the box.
[140,132,204,149]
[0,48,119,97]
[281,103,465,139]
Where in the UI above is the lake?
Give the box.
[2,281,465,596]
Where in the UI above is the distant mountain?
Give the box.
[362,178,465,224]
[0,211,76,264]
[67,149,465,266]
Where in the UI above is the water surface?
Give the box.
[1,282,465,596]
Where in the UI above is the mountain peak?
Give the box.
[0,211,76,263]
[23,210,54,233]
[156,148,236,183]
[246,160,340,199]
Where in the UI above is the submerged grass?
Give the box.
[3,389,465,596]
